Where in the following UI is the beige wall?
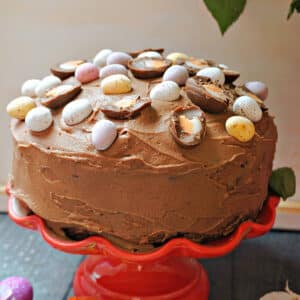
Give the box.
[0,0,299,201]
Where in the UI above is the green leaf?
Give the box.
[288,0,300,19]
[203,0,247,35]
[269,167,296,200]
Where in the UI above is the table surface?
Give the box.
[0,213,299,300]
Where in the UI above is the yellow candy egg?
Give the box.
[225,116,255,142]
[166,52,189,64]
[6,96,36,120]
[101,74,132,95]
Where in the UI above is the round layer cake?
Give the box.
[8,49,277,252]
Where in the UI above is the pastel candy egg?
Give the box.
[244,81,268,100]
[218,63,229,69]
[75,62,99,84]
[166,52,189,64]
[35,75,61,97]
[233,95,263,122]
[21,79,41,97]
[6,96,36,120]
[163,65,189,86]
[137,51,162,59]
[92,119,117,150]
[150,81,181,102]
[106,52,132,67]
[99,64,127,79]
[62,98,93,125]
[101,74,132,94]
[25,106,53,132]
[93,49,113,67]
[197,67,225,85]
[0,276,33,300]
[225,116,255,142]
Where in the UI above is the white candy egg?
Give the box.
[35,75,61,97]
[92,120,117,150]
[233,95,263,122]
[137,51,162,59]
[150,81,181,102]
[197,67,225,85]
[93,49,113,67]
[62,98,93,125]
[25,106,53,132]
[21,79,41,97]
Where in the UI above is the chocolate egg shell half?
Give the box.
[186,77,229,113]
[50,60,86,80]
[222,69,240,84]
[101,95,151,119]
[184,58,213,75]
[41,79,82,109]
[169,105,206,147]
[128,48,164,58]
[128,57,172,79]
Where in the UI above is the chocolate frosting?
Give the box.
[9,71,277,252]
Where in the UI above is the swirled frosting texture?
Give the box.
[10,72,277,251]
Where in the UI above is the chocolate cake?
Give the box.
[7,49,277,252]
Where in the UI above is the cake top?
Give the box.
[7,48,276,173]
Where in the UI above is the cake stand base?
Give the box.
[73,255,209,299]
[6,186,279,300]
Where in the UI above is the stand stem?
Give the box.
[74,255,209,299]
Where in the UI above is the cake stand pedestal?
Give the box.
[6,186,279,300]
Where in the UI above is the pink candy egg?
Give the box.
[106,52,132,67]
[245,81,268,100]
[100,64,128,78]
[75,62,99,84]
[92,120,117,150]
[0,276,33,300]
[163,65,189,86]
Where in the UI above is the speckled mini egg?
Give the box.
[6,96,36,120]
[62,98,93,125]
[99,64,128,78]
[101,74,132,94]
[166,52,189,64]
[0,276,33,300]
[25,106,53,132]
[93,49,113,67]
[197,67,225,85]
[92,119,117,150]
[150,81,181,101]
[225,116,255,142]
[35,75,61,97]
[106,52,132,67]
[233,95,263,122]
[75,62,99,84]
[163,65,189,86]
[137,51,162,59]
[21,79,41,97]
[244,81,268,100]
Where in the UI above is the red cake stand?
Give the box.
[6,186,279,300]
